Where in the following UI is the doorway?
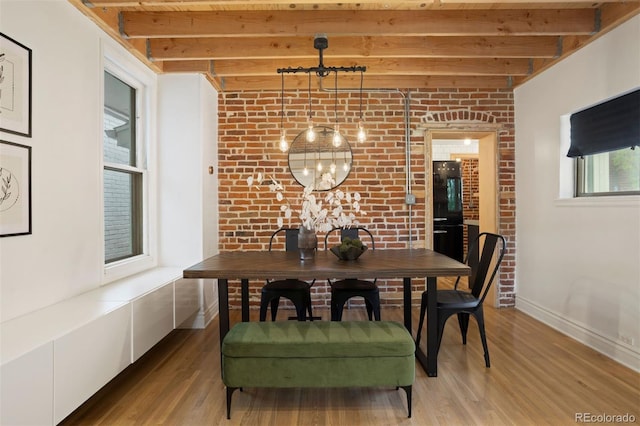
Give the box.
[424,129,499,306]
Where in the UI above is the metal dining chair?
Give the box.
[415,232,506,367]
[259,228,315,321]
[324,227,381,321]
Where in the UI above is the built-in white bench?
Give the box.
[0,267,204,425]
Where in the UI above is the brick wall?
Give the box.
[218,88,515,309]
[461,158,480,254]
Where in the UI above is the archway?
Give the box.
[419,111,501,306]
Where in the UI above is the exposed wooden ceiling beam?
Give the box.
[86,0,434,6]
[217,74,513,91]
[68,0,640,92]
[83,0,625,10]
[120,9,596,38]
[517,2,640,85]
[162,57,532,76]
[148,36,562,61]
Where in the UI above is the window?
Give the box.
[567,89,640,197]
[104,71,145,263]
[101,43,156,282]
[576,148,640,196]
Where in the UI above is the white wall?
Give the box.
[0,0,108,321]
[157,74,219,326]
[0,1,219,323]
[158,74,218,266]
[514,16,640,371]
[432,139,479,161]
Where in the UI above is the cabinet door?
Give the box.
[1,343,54,426]
[53,304,131,424]
[132,283,174,361]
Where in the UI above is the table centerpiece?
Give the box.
[247,172,366,260]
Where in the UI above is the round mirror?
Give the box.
[288,126,352,190]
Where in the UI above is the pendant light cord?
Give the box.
[308,73,312,121]
[280,72,284,130]
[359,70,364,121]
[334,70,338,127]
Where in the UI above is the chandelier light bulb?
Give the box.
[306,121,316,143]
[317,161,323,172]
[342,162,349,172]
[357,121,366,143]
[279,131,288,152]
[330,163,336,174]
[303,167,309,176]
[332,128,342,147]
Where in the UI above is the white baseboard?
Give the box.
[516,297,640,372]
[202,298,218,327]
[178,299,218,329]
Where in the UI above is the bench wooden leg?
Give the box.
[226,386,239,419]
[400,385,412,418]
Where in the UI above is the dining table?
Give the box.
[183,248,470,377]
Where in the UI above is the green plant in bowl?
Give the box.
[330,237,368,261]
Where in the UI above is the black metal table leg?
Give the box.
[218,278,230,373]
[425,276,438,376]
[218,279,230,342]
[241,279,249,322]
[403,277,412,333]
[412,277,438,377]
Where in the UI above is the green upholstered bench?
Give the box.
[221,320,415,419]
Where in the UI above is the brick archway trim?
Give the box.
[421,109,497,124]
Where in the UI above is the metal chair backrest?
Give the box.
[268,227,315,286]
[324,226,375,250]
[457,232,506,303]
[269,228,299,252]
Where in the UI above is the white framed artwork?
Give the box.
[0,140,31,237]
[0,33,32,137]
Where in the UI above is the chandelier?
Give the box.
[276,34,367,154]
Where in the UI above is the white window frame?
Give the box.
[575,149,640,197]
[101,42,158,283]
[557,115,640,207]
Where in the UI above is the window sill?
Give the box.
[555,195,640,208]
[103,254,156,285]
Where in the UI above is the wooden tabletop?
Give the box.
[183,249,470,280]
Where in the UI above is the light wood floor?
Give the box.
[60,304,640,425]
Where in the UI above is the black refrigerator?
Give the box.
[432,161,464,262]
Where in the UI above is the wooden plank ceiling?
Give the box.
[69,0,639,92]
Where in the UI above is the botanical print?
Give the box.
[0,43,21,122]
[0,163,20,212]
[0,33,31,137]
[0,141,30,236]
[0,52,14,116]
